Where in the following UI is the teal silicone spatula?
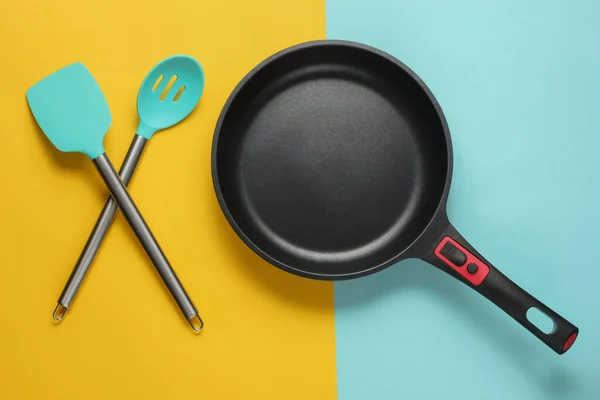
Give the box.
[27,62,203,331]
[53,56,204,322]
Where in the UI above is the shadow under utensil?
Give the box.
[335,259,581,398]
[208,194,333,312]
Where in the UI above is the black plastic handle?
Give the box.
[422,223,578,354]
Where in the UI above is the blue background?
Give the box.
[328,1,600,399]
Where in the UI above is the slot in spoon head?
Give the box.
[136,55,205,139]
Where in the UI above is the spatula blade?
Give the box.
[26,62,111,159]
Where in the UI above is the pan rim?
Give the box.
[211,39,454,280]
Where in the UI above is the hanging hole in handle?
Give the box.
[53,304,68,322]
[188,315,204,332]
[526,307,557,334]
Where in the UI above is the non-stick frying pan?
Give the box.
[212,40,578,354]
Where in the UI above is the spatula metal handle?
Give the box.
[54,135,147,320]
[92,153,203,331]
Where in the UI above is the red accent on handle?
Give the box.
[562,332,578,352]
[434,237,490,285]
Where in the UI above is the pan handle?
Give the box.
[422,223,578,355]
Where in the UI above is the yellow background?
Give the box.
[0,1,333,399]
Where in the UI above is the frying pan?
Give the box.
[211,40,578,354]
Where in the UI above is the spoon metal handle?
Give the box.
[92,152,202,331]
[54,134,147,320]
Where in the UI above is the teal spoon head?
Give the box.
[26,62,111,159]
[136,55,205,139]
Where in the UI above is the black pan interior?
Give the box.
[213,42,449,279]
